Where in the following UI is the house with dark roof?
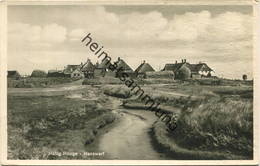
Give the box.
[162,59,213,80]
[47,70,65,77]
[135,60,155,78]
[80,59,95,78]
[8,70,21,79]
[115,57,135,78]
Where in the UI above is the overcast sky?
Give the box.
[8,5,253,79]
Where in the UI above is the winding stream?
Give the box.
[99,99,170,160]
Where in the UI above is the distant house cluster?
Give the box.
[7,58,214,80]
[162,59,214,79]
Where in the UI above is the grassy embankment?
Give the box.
[8,77,79,88]
[101,79,253,159]
[8,87,116,159]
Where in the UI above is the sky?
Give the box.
[7,5,253,79]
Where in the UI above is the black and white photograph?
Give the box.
[0,0,259,164]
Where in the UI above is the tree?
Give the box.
[242,74,247,81]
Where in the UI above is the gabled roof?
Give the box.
[81,59,95,72]
[135,62,155,73]
[195,63,213,72]
[116,58,133,72]
[163,63,184,72]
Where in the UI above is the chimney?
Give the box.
[175,60,177,64]
[118,57,121,61]
[143,60,146,64]
[181,59,183,63]
[184,59,186,63]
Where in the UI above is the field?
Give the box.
[7,76,254,159]
[8,84,116,159]
[8,77,79,88]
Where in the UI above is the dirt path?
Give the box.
[99,103,169,160]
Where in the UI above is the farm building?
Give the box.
[70,68,84,78]
[63,65,80,77]
[135,61,155,78]
[115,57,136,78]
[47,70,65,77]
[80,59,95,78]
[162,59,213,80]
[8,70,21,79]
[31,70,47,77]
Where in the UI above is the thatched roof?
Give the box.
[31,69,47,77]
[8,70,21,78]
[116,58,133,72]
[163,61,213,73]
[135,61,155,73]
[163,63,184,72]
[81,59,95,72]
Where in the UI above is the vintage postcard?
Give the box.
[0,0,259,165]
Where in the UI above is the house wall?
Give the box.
[71,70,84,78]
[191,73,201,79]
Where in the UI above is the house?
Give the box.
[47,70,65,77]
[135,60,155,78]
[162,59,213,80]
[115,57,135,78]
[63,65,80,77]
[80,59,95,78]
[94,59,111,77]
[71,68,84,78]
[8,70,21,79]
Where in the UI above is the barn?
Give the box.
[115,57,135,78]
[135,61,155,78]
[8,70,21,79]
[63,65,80,77]
[47,70,65,77]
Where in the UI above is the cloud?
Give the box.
[160,10,211,41]
[206,11,252,41]
[69,28,85,41]
[8,22,67,46]
[67,7,252,44]
[8,6,253,79]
